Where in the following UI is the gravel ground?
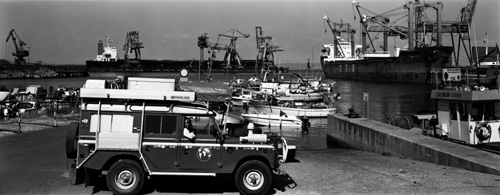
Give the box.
[0,114,78,137]
[279,149,500,195]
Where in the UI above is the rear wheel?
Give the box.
[65,122,79,159]
[106,159,144,195]
[235,160,272,195]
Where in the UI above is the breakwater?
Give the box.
[326,114,500,175]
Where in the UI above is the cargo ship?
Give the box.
[319,0,472,84]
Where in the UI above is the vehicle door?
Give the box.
[141,113,180,172]
[178,115,222,171]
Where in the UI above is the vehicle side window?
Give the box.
[145,115,177,134]
[185,116,216,137]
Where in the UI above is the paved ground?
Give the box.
[0,125,499,195]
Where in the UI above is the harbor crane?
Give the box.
[5,29,29,65]
[123,31,144,66]
[197,33,227,81]
[197,29,249,81]
[255,26,283,75]
[216,29,250,70]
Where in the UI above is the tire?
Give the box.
[106,159,145,195]
[66,122,79,159]
[235,160,272,195]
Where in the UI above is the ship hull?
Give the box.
[320,46,454,84]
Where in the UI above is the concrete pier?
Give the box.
[327,114,500,175]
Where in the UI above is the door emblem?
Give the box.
[197,147,212,161]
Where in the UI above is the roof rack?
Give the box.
[80,77,196,102]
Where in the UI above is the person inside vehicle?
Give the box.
[183,118,196,140]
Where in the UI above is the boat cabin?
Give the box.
[431,89,500,145]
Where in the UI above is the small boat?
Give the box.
[252,98,336,118]
[231,88,253,106]
[241,113,303,127]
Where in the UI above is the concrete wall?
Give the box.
[327,114,500,175]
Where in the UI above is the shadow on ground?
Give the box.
[88,172,299,194]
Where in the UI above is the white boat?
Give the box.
[240,113,303,127]
[252,103,336,118]
[231,88,253,106]
[276,91,324,102]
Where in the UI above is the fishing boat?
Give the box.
[430,82,500,145]
[319,0,473,84]
[240,113,303,127]
[252,97,336,118]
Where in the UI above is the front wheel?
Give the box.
[235,160,272,195]
[106,159,144,195]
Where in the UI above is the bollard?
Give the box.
[53,102,57,127]
[17,112,22,133]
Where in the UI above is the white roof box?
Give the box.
[83,79,106,89]
[128,77,176,91]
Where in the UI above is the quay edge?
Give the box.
[326,114,500,176]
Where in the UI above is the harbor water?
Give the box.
[0,72,435,149]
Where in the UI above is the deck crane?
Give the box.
[255,26,283,75]
[5,29,30,65]
[123,31,144,66]
[323,16,356,58]
[456,0,477,67]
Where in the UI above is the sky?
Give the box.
[0,0,498,67]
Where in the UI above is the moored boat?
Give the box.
[240,113,303,127]
[252,104,336,118]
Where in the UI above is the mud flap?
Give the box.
[69,159,84,185]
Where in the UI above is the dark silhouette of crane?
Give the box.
[255,26,283,75]
[5,29,29,65]
[123,31,144,66]
[216,29,250,70]
[197,29,250,81]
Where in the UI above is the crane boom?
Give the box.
[5,29,29,65]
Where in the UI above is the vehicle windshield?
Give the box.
[470,102,500,121]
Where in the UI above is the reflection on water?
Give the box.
[1,73,435,149]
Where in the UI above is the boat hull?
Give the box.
[277,92,324,102]
[320,46,454,84]
[253,104,336,118]
[241,114,303,127]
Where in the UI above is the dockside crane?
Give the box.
[216,29,250,70]
[197,33,227,81]
[5,29,30,65]
[255,26,283,75]
[123,31,144,66]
